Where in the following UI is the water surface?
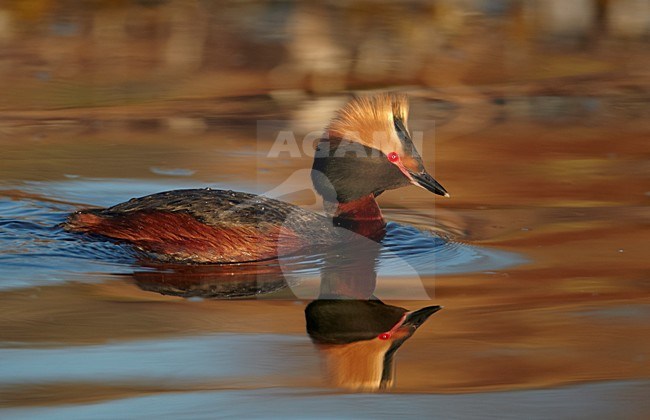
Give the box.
[1,1,649,418]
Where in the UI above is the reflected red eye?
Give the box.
[387,152,399,163]
[378,333,391,340]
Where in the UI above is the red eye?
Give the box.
[378,333,391,340]
[387,152,399,162]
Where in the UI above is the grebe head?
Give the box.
[311,93,449,204]
[305,300,442,391]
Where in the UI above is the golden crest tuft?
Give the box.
[326,93,410,156]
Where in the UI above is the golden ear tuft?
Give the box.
[389,93,409,123]
[326,93,410,149]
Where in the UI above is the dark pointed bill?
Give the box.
[410,171,450,197]
[403,305,442,328]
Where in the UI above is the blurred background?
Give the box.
[0,0,648,105]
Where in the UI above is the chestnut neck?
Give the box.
[330,194,386,240]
